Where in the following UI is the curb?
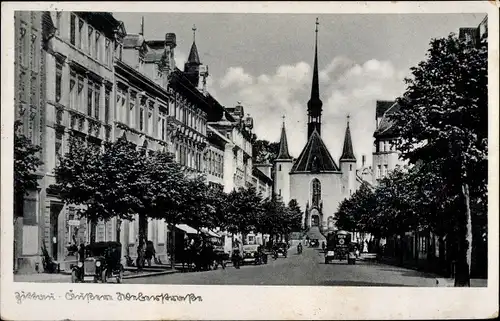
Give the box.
[123,269,180,279]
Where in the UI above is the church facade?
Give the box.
[274,20,365,237]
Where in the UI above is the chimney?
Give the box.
[362,155,366,167]
[165,33,177,49]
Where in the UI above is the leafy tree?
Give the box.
[390,33,487,286]
[252,139,280,164]
[14,120,43,218]
[286,199,303,232]
[226,186,263,242]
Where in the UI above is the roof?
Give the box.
[176,224,198,235]
[144,50,164,63]
[252,167,273,186]
[123,34,145,49]
[291,129,340,173]
[187,41,201,65]
[374,102,400,138]
[276,122,292,160]
[340,121,356,161]
[376,100,395,119]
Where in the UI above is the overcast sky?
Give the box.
[114,12,484,167]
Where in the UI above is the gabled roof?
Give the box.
[374,102,401,138]
[123,34,146,49]
[340,121,355,161]
[376,100,395,119]
[291,129,340,173]
[276,122,292,160]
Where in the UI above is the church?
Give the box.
[273,19,365,240]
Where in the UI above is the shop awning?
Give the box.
[201,228,221,238]
[175,224,199,235]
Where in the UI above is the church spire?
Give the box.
[340,115,356,161]
[277,116,292,160]
[307,17,323,138]
[187,24,201,65]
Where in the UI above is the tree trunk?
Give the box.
[169,223,176,269]
[399,232,405,265]
[138,215,147,243]
[89,219,97,244]
[455,182,472,287]
[116,218,122,242]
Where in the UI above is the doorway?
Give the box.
[50,203,63,260]
[311,215,320,226]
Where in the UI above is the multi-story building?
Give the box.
[252,163,273,199]
[207,102,254,193]
[372,100,406,186]
[13,11,46,272]
[13,11,126,271]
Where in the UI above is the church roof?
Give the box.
[276,122,292,160]
[291,129,340,173]
[374,102,401,138]
[340,120,356,161]
[187,41,201,65]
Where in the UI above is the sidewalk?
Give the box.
[14,267,180,282]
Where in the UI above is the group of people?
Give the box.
[136,239,156,272]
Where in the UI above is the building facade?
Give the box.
[13,11,126,271]
[14,11,47,272]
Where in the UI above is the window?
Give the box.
[349,164,352,171]
[69,72,76,109]
[77,76,84,113]
[158,110,166,141]
[279,189,281,196]
[95,32,100,60]
[55,61,62,102]
[350,189,352,195]
[87,80,93,116]
[94,83,100,119]
[104,89,110,123]
[312,178,321,206]
[105,39,111,67]
[384,164,388,177]
[116,88,127,124]
[279,164,281,171]
[377,165,381,178]
[139,104,145,131]
[129,93,136,128]
[147,105,153,136]
[78,19,84,49]
[88,26,93,57]
[55,131,63,167]
[70,14,76,45]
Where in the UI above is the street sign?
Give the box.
[68,220,80,226]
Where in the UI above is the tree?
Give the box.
[252,139,280,164]
[226,187,263,242]
[390,33,487,286]
[14,120,43,218]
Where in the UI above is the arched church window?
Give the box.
[349,164,352,171]
[311,179,321,206]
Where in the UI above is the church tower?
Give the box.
[184,25,209,92]
[307,18,323,138]
[274,118,293,204]
[339,116,357,197]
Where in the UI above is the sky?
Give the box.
[113,12,485,167]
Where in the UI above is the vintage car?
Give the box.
[309,239,319,247]
[213,245,231,270]
[324,230,355,264]
[242,244,267,265]
[273,242,288,259]
[71,241,123,283]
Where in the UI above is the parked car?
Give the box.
[273,242,288,259]
[242,245,267,265]
[71,241,123,283]
[324,231,355,265]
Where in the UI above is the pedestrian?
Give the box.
[145,240,156,267]
[321,241,326,252]
[78,243,86,263]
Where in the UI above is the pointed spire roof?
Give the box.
[276,117,292,160]
[291,128,340,173]
[340,115,356,161]
[307,18,323,113]
[187,24,201,65]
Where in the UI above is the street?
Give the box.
[125,247,438,286]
